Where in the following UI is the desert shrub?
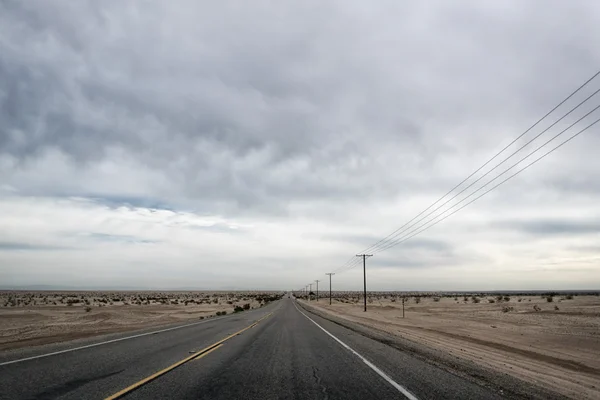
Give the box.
[533,305,541,311]
[565,294,573,300]
[199,316,204,320]
[463,296,468,302]
[471,297,480,304]
[496,295,503,302]
[433,297,440,302]
[546,296,553,302]
[243,303,250,310]
[227,301,233,305]
[518,298,522,302]
[233,305,244,313]
[554,305,559,311]
[414,297,421,304]
[84,306,92,312]
[488,299,495,303]
[503,296,510,302]
[502,306,514,313]
[390,298,396,302]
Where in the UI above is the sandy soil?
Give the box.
[301,294,600,400]
[0,291,281,351]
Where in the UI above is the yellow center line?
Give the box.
[104,312,273,400]
[193,343,223,361]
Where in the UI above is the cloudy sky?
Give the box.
[1,1,599,291]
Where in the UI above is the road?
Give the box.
[0,297,505,400]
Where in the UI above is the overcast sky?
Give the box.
[1,1,599,291]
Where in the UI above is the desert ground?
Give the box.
[300,292,600,400]
[0,291,282,351]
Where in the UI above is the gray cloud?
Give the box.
[0,242,69,251]
[83,233,158,244]
[495,219,600,236]
[3,1,597,213]
[1,1,600,289]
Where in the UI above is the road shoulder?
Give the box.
[298,300,569,400]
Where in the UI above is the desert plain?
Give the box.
[0,291,282,351]
[300,291,600,399]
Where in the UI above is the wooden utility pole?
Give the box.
[325,273,335,305]
[315,280,320,301]
[402,296,405,318]
[356,254,372,312]
[309,283,313,301]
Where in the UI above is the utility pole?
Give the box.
[325,273,335,305]
[356,254,372,312]
[315,280,320,301]
[309,283,312,301]
[402,296,405,318]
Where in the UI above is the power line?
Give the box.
[365,88,600,254]
[373,116,600,253]
[373,104,600,253]
[334,256,363,274]
[354,70,600,256]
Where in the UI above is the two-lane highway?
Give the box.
[1,298,506,399]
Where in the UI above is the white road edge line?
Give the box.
[294,301,419,400]
[0,315,227,366]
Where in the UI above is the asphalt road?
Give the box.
[0,298,506,400]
